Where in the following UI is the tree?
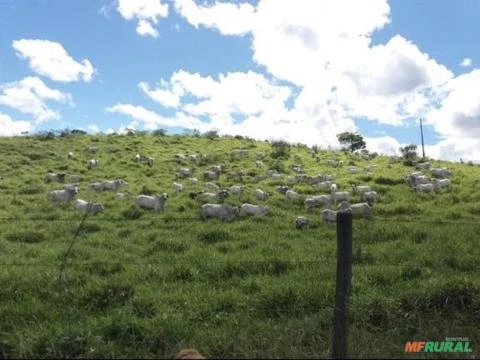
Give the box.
[270,140,291,159]
[336,132,366,152]
[399,144,418,160]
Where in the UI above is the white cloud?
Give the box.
[174,0,256,35]
[460,58,472,67]
[87,124,101,134]
[138,81,180,108]
[0,112,33,136]
[0,77,73,122]
[116,0,169,38]
[106,103,208,130]
[12,39,95,82]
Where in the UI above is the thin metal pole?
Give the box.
[420,118,425,159]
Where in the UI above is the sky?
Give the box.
[0,0,479,162]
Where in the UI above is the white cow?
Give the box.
[416,183,435,193]
[304,195,332,210]
[175,153,187,162]
[203,170,220,181]
[229,184,244,195]
[172,182,184,192]
[102,179,128,191]
[135,193,168,211]
[267,169,279,177]
[255,189,269,201]
[48,187,78,202]
[415,162,432,170]
[134,154,141,162]
[88,159,99,169]
[73,199,104,214]
[89,182,105,191]
[67,151,73,159]
[201,203,240,222]
[195,190,229,203]
[255,160,264,168]
[312,180,333,191]
[338,201,373,219]
[189,177,198,185]
[431,168,451,178]
[322,209,337,223]
[351,184,371,195]
[330,183,338,193]
[178,167,194,178]
[45,172,66,183]
[348,166,359,174]
[360,191,378,203]
[115,192,132,200]
[240,203,269,216]
[433,178,451,190]
[205,182,220,193]
[332,191,350,204]
[276,185,290,194]
[285,189,299,201]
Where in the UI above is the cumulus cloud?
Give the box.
[0,112,33,136]
[174,0,256,35]
[12,39,95,82]
[460,58,472,67]
[116,0,169,37]
[0,77,73,122]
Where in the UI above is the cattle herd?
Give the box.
[42,147,453,228]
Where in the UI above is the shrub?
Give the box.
[152,129,166,136]
[204,130,219,140]
[18,184,44,194]
[270,140,291,159]
[374,177,404,185]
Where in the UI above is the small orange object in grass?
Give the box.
[175,349,205,359]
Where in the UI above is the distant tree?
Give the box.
[152,128,166,136]
[399,144,418,160]
[204,130,219,140]
[336,132,366,152]
[270,140,291,159]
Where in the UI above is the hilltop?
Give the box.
[0,132,478,358]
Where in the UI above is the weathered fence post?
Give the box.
[332,211,353,359]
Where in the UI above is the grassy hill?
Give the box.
[0,132,478,358]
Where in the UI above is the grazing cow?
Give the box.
[415,162,432,170]
[348,166,359,174]
[295,216,309,230]
[432,178,451,190]
[67,151,73,159]
[189,177,198,185]
[88,159,99,169]
[308,175,325,185]
[188,154,199,162]
[205,182,220,193]
[338,201,373,219]
[351,184,371,195]
[312,180,333,191]
[295,174,310,184]
[135,193,168,211]
[285,189,299,201]
[45,172,66,183]
[331,191,350,204]
[175,153,187,162]
[89,182,105,191]
[267,169,279,177]
[254,174,266,183]
[102,179,128,191]
[73,199,104,214]
[145,157,155,166]
[431,168,451,178]
[48,187,78,203]
[115,192,132,200]
[322,209,337,223]
[195,190,229,203]
[360,191,378,203]
[62,183,79,191]
[255,160,264,168]
[178,167,194,178]
[304,195,332,210]
[203,170,220,181]
[255,189,269,201]
[134,154,141,162]
[291,164,303,173]
[173,182,184,192]
[330,183,338,193]
[201,203,240,222]
[229,184,244,195]
[240,203,269,216]
[416,183,435,193]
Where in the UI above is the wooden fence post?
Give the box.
[332,211,353,359]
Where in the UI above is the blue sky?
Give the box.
[0,0,479,161]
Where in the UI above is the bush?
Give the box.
[152,128,166,136]
[204,130,219,140]
[270,141,291,159]
[374,177,404,185]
